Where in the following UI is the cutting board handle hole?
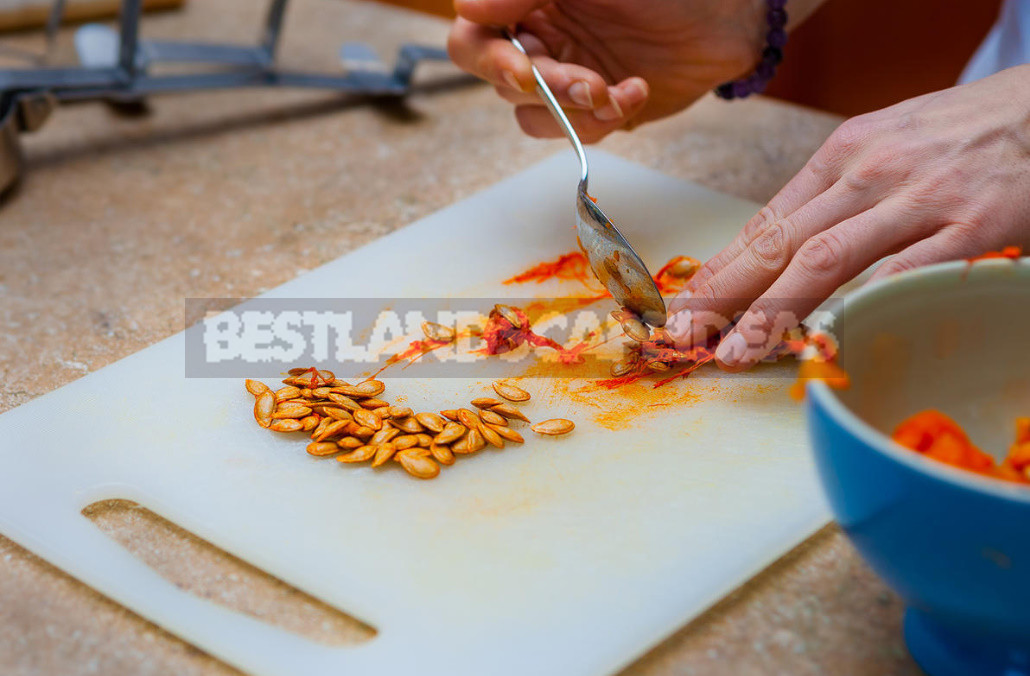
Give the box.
[81,499,377,646]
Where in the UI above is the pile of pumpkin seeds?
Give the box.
[246,368,574,480]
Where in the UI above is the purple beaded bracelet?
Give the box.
[715,0,788,100]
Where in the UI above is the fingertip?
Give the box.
[714,332,750,372]
[618,76,650,107]
[667,288,692,317]
[594,77,649,123]
[455,0,548,25]
[452,0,489,22]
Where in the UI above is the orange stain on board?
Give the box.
[503,252,595,287]
[523,364,716,431]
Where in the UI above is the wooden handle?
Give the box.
[0,0,184,33]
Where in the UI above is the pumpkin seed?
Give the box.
[371,443,398,467]
[310,416,332,440]
[439,409,459,421]
[359,398,390,409]
[415,433,433,447]
[645,360,670,372]
[270,419,304,433]
[337,445,377,463]
[370,426,400,445]
[479,409,507,426]
[479,423,505,449]
[245,379,269,397]
[610,358,638,377]
[489,424,524,443]
[471,397,502,409]
[314,419,349,441]
[306,441,340,457]
[274,385,301,402]
[609,308,635,323]
[415,412,445,433]
[456,408,479,428]
[352,425,376,440]
[301,415,321,432]
[453,428,485,454]
[323,408,353,422]
[435,422,466,445]
[492,381,530,402]
[287,368,310,376]
[621,317,650,342]
[272,406,311,419]
[668,258,698,277]
[421,321,456,343]
[337,436,363,450]
[354,380,386,397]
[254,391,275,428]
[353,408,382,430]
[531,419,575,435]
[394,435,419,450]
[650,327,672,344]
[490,403,530,422]
[396,447,430,460]
[429,442,455,465]
[398,451,440,479]
[393,416,424,434]
[311,386,331,398]
[387,406,413,419]
[327,393,361,411]
[493,303,523,329]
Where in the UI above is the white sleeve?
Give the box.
[959,0,1030,83]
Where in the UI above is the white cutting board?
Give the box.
[0,151,829,676]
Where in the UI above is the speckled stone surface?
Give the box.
[0,1,923,674]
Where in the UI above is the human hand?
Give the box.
[667,64,1030,370]
[447,0,769,142]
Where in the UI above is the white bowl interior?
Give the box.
[830,260,1030,459]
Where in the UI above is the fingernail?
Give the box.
[593,96,623,121]
[627,79,648,101]
[716,332,748,367]
[502,70,523,92]
[667,289,691,316]
[568,80,593,108]
[666,309,691,343]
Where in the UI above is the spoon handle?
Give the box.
[504,29,589,187]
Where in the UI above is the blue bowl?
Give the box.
[805,258,1030,676]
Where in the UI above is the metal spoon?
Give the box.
[505,30,666,327]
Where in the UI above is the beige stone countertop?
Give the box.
[0,1,922,674]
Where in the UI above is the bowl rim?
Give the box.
[808,257,1030,505]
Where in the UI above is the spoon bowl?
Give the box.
[505,30,666,327]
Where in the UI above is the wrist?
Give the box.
[716,0,788,99]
